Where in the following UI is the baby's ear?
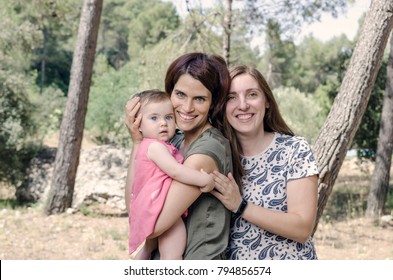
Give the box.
[136,114,143,135]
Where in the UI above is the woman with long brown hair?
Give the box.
[212,65,319,260]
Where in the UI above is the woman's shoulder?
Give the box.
[188,127,231,160]
[188,127,233,177]
[275,132,311,149]
[196,127,230,148]
[274,133,317,167]
[201,127,229,142]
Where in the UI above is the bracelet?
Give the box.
[235,198,248,216]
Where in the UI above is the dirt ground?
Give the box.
[1,150,392,260]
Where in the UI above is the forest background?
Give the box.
[0,0,392,260]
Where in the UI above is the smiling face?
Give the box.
[170,74,212,134]
[226,73,270,137]
[139,98,176,141]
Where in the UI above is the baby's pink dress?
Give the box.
[129,138,183,254]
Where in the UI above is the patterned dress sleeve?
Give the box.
[287,137,319,182]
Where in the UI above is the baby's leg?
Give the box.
[133,239,158,260]
[158,218,186,260]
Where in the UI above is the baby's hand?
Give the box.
[199,169,215,193]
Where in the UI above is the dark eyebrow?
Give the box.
[174,88,209,99]
[173,89,185,94]
[194,95,208,99]
[246,88,262,92]
[229,88,261,95]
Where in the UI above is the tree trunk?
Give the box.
[312,0,393,234]
[223,0,232,66]
[45,0,103,215]
[366,32,393,218]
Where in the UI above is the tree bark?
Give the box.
[366,32,393,218]
[223,0,232,66]
[312,0,393,234]
[45,0,103,215]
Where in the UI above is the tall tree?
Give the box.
[366,33,393,218]
[312,0,393,234]
[222,0,232,65]
[45,0,103,215]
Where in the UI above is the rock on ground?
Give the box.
[16,146,130,211]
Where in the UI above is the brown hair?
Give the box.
[164,52,230,130]
[135,89,170,107]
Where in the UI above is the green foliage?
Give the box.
[32,39,74,94]
[0,77,38,186]
[0,3,43,72]
[323,177,393,221]
[351,59,386,160]
[128,1,179,48]
[86,61,141,146]
[0,0,44,186]
[288,35,353,94]
[313,84,334,117]
[323,187,368,221]
[9,0,81,94]
[99,0,179,69]
[259,28,353,96]
[99,0,134,68]
[29,86,66,137]
[258,19,296,88]
[274,87,324,144]
[0,198,20,209]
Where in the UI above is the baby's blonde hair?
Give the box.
[134,90,170,107]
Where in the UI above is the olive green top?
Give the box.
[171,127,233,260]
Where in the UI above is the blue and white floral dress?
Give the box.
[227,132,319,260]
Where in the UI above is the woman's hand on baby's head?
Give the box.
[125,96,143,144]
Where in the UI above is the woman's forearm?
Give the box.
[124,96,143,213]
[241,176,318,243]
[241,203,315,243]
[125,144,139,214]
